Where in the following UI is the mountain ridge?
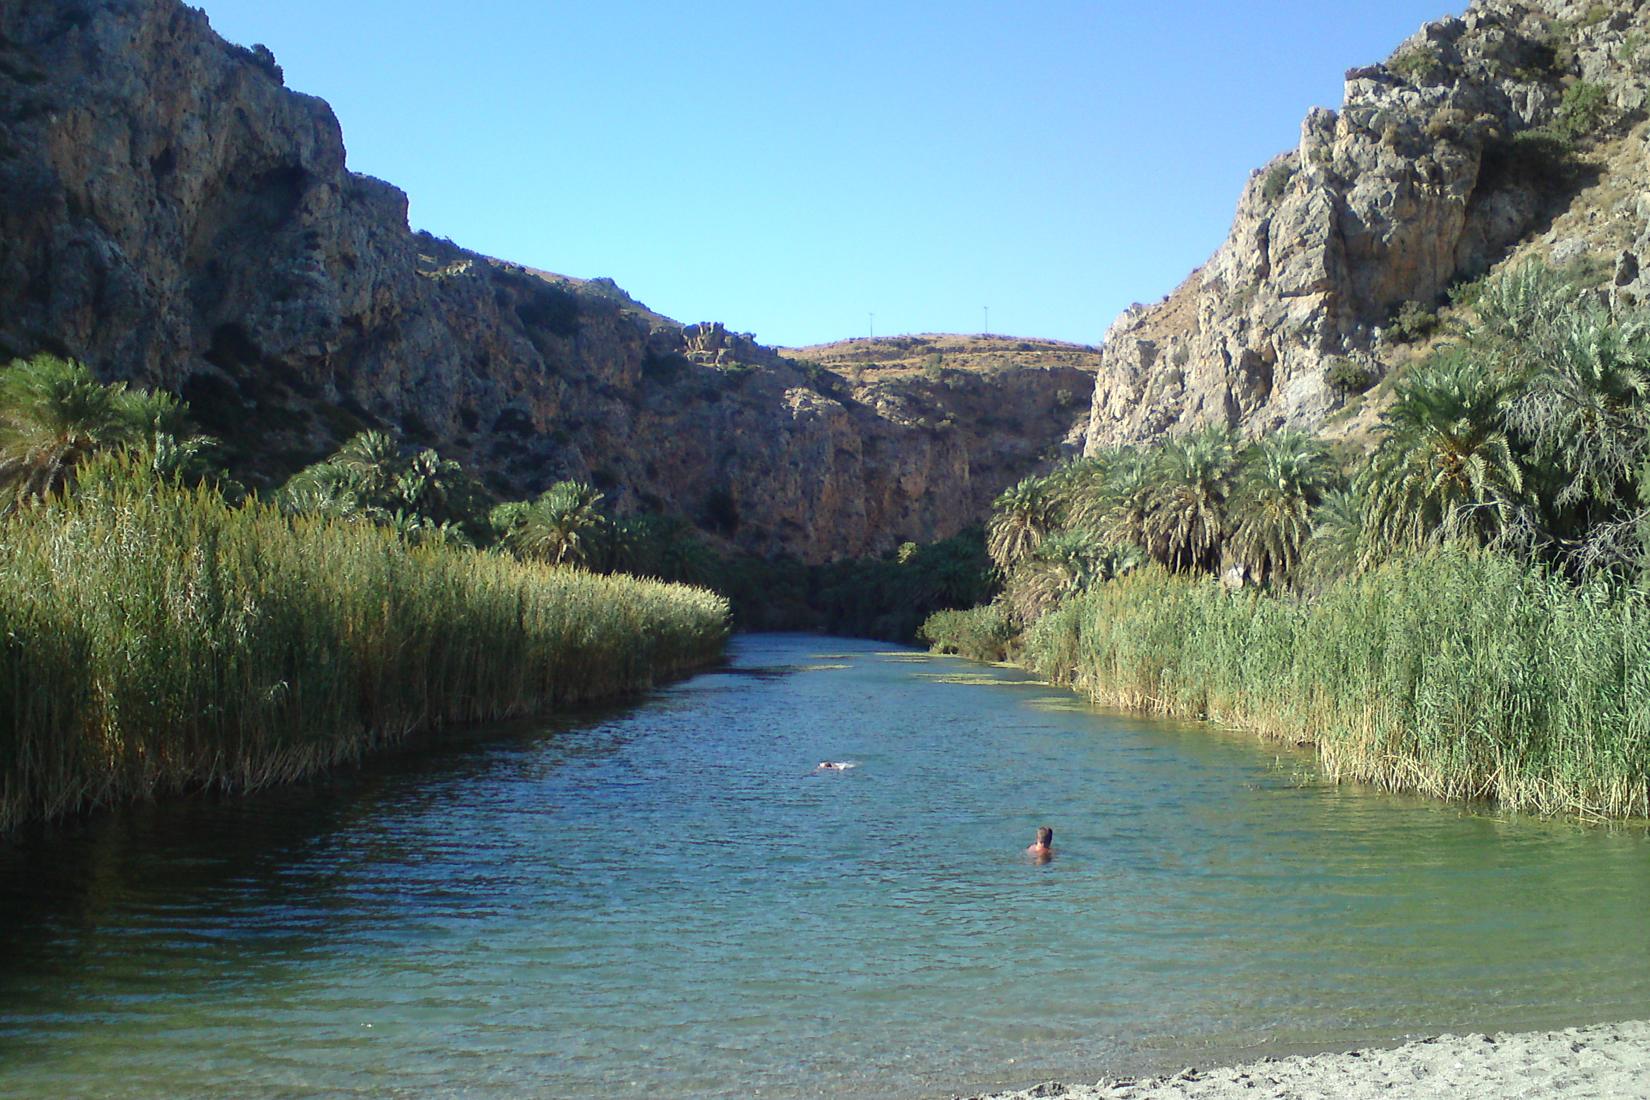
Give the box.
[0,0,1091,564]
[5,0,1648,564]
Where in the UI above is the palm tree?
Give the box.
[1036,526,1107,588]
[1466,259,1576,370]
[1227,432,1340,585]
[281,432,484,538]
[1101,541,1147,579]
[648,517,718,586]
[1091,446,1152,549]
[505,480,608,566]
[329,430,402,502]
[1050,448,1147,535]
[117,386,194,438]
[914,527,994,610]
[1042,456,1107,530]
[282,477,366,521]
[986,475,1058,571]
[384,508,472,549]
[1504,300,1650,568]
[1300,487,1368,590]
[392,447,484,529]
[488,500,531,543]
[1143,424,1240,571]
[1361,353,1526,561]
[280,432,396,519]
[0,355,146,509]
[1004,526,1142,624]
[145,430,228,485]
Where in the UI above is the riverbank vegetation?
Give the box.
[924,262,1650,817]
[0,349,1000,829]
[0,357,728,831]
[270,399,988,640]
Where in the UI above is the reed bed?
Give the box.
[1002,550,1650,818]
[0,478,729,831]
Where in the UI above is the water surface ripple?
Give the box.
[2,634,1647,1098]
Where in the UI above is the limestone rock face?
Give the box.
[0,0,1092,564]
[1086,0,1650,451]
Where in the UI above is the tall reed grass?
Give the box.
[0,475,729,831]
[991,549,1650,818]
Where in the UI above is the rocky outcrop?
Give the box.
[0,0,1092,564]
[1086,0,1650,451]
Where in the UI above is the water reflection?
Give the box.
[1,634,1647,1100]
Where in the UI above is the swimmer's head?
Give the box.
[1035,826,1053,848]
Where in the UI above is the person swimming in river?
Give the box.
[1027,825,1054,863]
[814,761,856,772]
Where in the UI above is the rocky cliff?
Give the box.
[1086,0,1650,451]
[786,333,1099,447]
[0,0,1092,564]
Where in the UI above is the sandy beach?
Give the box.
[961,1021,1650,1100]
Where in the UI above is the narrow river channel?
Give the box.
[2,634,1647,1098]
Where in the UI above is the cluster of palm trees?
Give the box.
[279,430,488,545]
[1355,262,1650,577]
[279,429,718,576]
[280,437,722,580]
[490,481,612,567]
[986,427,1339,621]
[986,261,1650,626]
[0,354,723,583]
[0,355,228,511]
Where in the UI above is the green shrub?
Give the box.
[1478,127,1578,193]
[810,528,994,642]
[1389,44,1441,82]
[794,359,834,395]
[1555,80,1611,139]
[919,601,1016,662]
[1385,300,1439,343]
[1424,107,1476,144]
[1447,270,1491,309]
[1326,357,1373,394]
[1260,162,1293,203]
[1543,19,1579,72]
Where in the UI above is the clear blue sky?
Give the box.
[199,1,1463,348]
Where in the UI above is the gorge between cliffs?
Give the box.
[5,1,1650,1099]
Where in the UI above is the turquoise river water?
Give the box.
[2,634,1648,1098]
